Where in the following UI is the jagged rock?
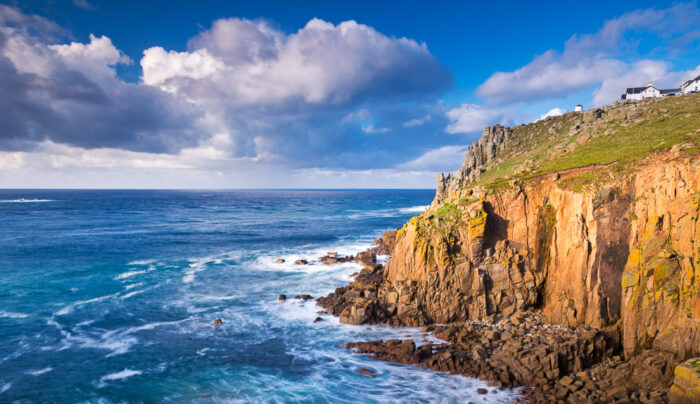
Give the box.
[278,294,287,301]
[294,259,308,265]
[669,358,700,403]
[319,98,700,401]
[355,251,376,265]
[213,319,223,326]
[372,229,398,255]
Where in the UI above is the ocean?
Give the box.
[0,189,518,403]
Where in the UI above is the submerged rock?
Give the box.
[357,368,376,377]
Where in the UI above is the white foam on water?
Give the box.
[98,369,142,387]
[25,367,53,376]
[182,255,218,284]
[252,237,374,275]
[0,199,54,203]
[399,205,429,213]
[0,382,10,393]
[0,311,29,319]
[341,204,429,220]
[120,289,146,299]
[114,269,148,280]
[55,292,120,316]
[124,282,144,290]
[126,259,156,266]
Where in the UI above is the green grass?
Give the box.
[469,94,700,192]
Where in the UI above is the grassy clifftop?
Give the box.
[472,93,700,192]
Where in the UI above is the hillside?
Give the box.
[438,93,700,196]
[319,94,700,403]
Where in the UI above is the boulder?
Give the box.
[278,294,287,301]
[213,319,223,326]
[274,258,285,264]
[294,259,308,265]
[355,251,376,265]
[669,358,700,404]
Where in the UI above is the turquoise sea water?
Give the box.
[0,190,518,403]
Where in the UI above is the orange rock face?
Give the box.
[356,151,699,361]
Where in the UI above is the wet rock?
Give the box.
[314,317,324,323]
[212,319,223,326]
[355,251,377,265]
[357,368,376,377]
[274,258,285,264]
[278,294,287,301]
[294,259,308,265]
[476,388,488,394]
[294,294,314,300]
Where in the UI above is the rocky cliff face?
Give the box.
[320,96,700,367]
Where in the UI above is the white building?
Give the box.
[621,82,662,101]
[574,104,583,112]
[681,75,700,93]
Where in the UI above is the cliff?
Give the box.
[319,95,700,399]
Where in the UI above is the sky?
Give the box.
[0,0,699,189]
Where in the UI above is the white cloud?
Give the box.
[397,145,466,171]
[538,107,566,121]
[361,124,391,134]
[49,34,132,81]
[403,114,431,127]
[141,18,451,108]
[593,61,700,106]
[341,108,371,123]
[476,3,700,105]
[445,104,506,134]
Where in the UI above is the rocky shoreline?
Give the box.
[286,98,700,403]
[289,230,694,403]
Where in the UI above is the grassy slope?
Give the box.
[472,94,700,192]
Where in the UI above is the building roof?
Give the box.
[625,87,656,94]
[660,88,680,94]
[682,75,700,87]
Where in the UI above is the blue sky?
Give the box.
[0,0,699,188]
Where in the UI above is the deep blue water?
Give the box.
[0,190,517,403]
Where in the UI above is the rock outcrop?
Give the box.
[322,146,700,362]
[669,358,700,403]
[319,95,700,402]
[347,312,675,403]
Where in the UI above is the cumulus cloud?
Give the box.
[0,9,203,153]
[141,18,452,108]
[445,104,507,134]
[538,107,566,121]
[0,6,459,186]
[476,3,700,105]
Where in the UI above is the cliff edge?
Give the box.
[319,94,700,402]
